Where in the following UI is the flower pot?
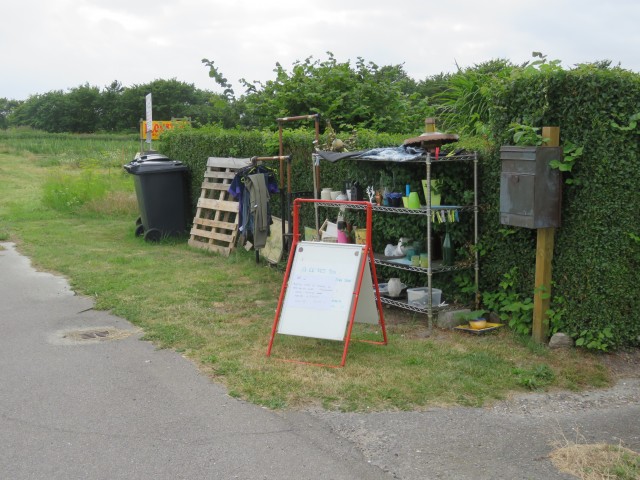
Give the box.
[468,319,487,329]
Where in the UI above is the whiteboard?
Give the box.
[277,242,378,341]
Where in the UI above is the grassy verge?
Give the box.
[0,131,613,412]
[551,442,640,480]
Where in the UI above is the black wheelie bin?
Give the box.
[124,152,190,242]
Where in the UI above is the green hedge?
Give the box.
[481,65,640,349]
[159,126,477,303]
[160,65,640,350]
[159,125,269,211]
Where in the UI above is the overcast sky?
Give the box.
[2,0,639,101]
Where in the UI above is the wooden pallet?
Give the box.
[188,157,251,256]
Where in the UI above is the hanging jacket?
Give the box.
[228,165,279,246]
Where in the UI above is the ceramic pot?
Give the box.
[387,278,402,297]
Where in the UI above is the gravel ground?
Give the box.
[492,378,640,416]
[304,354,640,480]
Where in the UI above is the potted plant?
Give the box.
[421,178,442,206]
[342,210,358,243]
[454,309,488,329]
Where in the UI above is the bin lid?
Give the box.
[124,153,187,174]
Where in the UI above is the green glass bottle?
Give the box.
[442,230,454,266]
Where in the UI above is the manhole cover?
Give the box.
[77,330,110,339]
[50,327,136,345]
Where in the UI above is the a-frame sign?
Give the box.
[267,199,387,367]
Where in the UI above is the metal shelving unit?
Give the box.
[367,152,479,329]
[316,150,479,330]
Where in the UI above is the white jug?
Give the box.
[387,278,402,297]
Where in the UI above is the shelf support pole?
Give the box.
[473,151,480,309]
[425,152,433,331]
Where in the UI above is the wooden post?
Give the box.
[532,126,560,343]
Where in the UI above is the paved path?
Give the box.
[1,242,638,479]
[0,243,387,480]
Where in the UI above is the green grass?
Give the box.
[0,128,139,166]
[0,130,614,412]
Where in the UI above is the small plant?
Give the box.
[549,141,584,185]
[513,363,555,390]
[539,283,616,351]
[482,267,534,335]
[541,288,567,335]
[523,51,563,73]
[575,327,614,352]
[453,271,477,295]
[507,122,548,146]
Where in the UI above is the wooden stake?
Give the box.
[532,126,560,343]
[533,227,555,342]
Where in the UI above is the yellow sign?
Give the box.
[139,120,189,140]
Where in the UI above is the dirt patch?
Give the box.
[49,326,138,345]
[598,349,640,379]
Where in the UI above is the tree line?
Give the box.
[0,53,470,134]
[1,79,216,133]
[1,52,616,136]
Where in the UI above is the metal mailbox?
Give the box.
[499,146,562,229]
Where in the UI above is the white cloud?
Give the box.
[1,0,638,100]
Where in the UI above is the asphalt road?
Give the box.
[1,241,638,479]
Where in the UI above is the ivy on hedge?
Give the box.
[483,64,640,349]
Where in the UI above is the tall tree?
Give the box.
[0,98,21,129]
[9,90,68,132]
[98,80,125,132]
[238,52,433,133]
[65,83,101,132]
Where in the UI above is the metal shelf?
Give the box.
[374,258,474,274]
[316,203,475,215]
[315,202,367,210]
[426,153,477,164]
[372,204,475,215]
[395,152,477,164]
[378,296,460,314]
